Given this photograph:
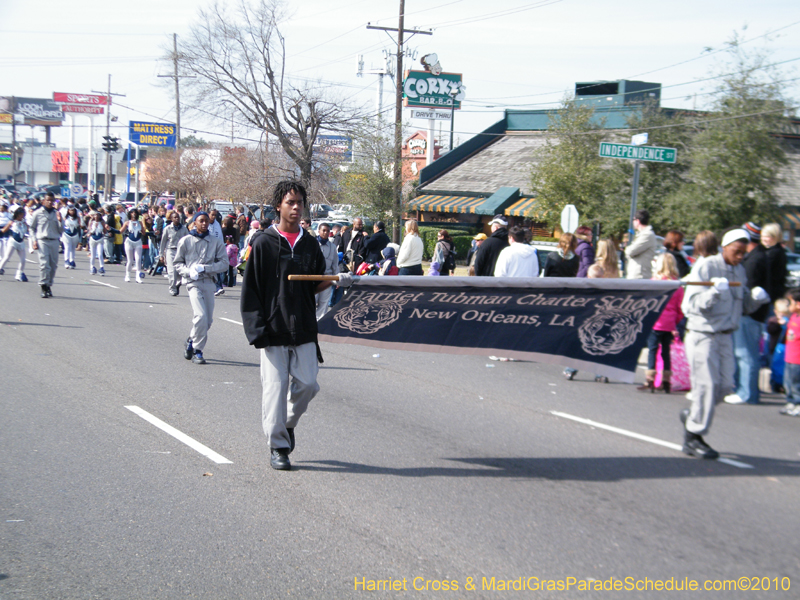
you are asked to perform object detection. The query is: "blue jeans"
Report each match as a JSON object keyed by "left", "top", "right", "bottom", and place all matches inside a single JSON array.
[
  {"left": 398, "top": 264, "right": 423, "bottom": 276},
  {"left": 784, "top": 362, "right": 800, "bottom": 402},
  {"left": 733, "top": 315, "right": 763, "bottom": 403},
  {"left": 646, "top": 330, "right": 673, "bottom": 371}
]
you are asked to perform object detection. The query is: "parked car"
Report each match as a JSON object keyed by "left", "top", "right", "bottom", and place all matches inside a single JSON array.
[{"left": 786, "top": 252, "right": 800, "bottom": 288}]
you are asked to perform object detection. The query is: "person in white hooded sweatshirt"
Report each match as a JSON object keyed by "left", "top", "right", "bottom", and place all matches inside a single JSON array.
[{"left": 494, "top": 226, "right": 540, "bottom": 277}]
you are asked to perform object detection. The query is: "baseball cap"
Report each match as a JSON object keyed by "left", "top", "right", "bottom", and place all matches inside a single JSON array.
[
  {"left": 488, "top": 215, "right": 508, "bottom": 227},
  {"left": 473, "top": 233, "right": 487, "bottom": 241}
]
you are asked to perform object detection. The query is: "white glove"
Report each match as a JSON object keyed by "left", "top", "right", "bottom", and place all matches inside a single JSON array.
[
  {"left": 751, "top": 286, "right": 770, "bottom": 302},
  {"left": 337, "top": 272, "right": 355, "bottom": 288},
  {"left": 711, "top": 277, "right": 729, "bottom": 291},
  {"left": 195, "top": 264, "right": 205, "bottom": 273},
  {"left": 189, "top": 266, "right": 200, "bottom": 281}
]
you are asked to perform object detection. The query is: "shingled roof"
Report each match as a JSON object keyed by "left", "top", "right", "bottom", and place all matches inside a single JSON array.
[{"left": 421, "top": 132, "right": 550, "bottom": 195}]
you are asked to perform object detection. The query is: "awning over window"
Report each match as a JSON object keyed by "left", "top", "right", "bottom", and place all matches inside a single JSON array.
[
  {"left": 408, "top": 195, "right": 486, "bottom": 214},
  {"left": 504, "top": 196, "right": 540, "bottom": 218},
  {"left": 783, "top": 209, "right": 800, "bottom": 228}
]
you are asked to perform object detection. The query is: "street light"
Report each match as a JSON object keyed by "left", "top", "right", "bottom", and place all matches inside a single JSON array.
[{"left": 449, "top": 86, "right": 459, "bottom": 151}]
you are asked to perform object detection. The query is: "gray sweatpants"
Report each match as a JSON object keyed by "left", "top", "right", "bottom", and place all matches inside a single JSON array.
[
  {"left": 166, "top": 248, "right": 180, "bottom": 294},
  {"left": 37, "top": 239, "right": 59, "bottom": 287},
  {"left": 187, "top": 278, "right": 216, "bottom": 352},
  {"left": 685, "top": 330, "right": 735, "bottom": 436},
  {"left": 260, "top": 343, "right": 320, "bottom": 450}
]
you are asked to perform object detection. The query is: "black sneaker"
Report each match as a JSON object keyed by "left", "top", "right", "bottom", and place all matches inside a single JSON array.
[
  {"left": 184, "top": 338, "right": 194, "bottom": 360},
  {"left": 46, "top": 286, "right": 52, "bottom": 297},
  {"left": 287, "top": 428, "right": 295, "bottom": 454},
  {"left": 682, "top": 431, "right": 719, "bottom": 460},
  {"left": 191, "top": 350, "right": 206, "bottom": 365},
  {"left": 270, "top": 448, "right": 291, "bottom": 471},
  {"left": 40, "top": 284, "right": 48, "bottom": 298}
]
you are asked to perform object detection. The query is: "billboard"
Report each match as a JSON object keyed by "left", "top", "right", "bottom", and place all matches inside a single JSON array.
[
  {"left": 53, "top": 92, "right": 108, "bottom": 106},
  {"left": 62, "top": 105, "right": 104, "bottom": 115},
  {"left": 403, "top": 71, "right": 464, "bottom": 109},
  {"left": 14, "top": 97, "right": 64, "bottom": 126},
  {"left": 129, "top": 121, "right": 177, "bottom": 147},
  {"left": 315, "top": 135, "right": 352, "bottom": 161}
]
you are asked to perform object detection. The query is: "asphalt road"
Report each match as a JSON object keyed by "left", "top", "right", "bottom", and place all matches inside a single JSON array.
[{"left": 1, "top": 254, "right": 799, "bottom": 599}]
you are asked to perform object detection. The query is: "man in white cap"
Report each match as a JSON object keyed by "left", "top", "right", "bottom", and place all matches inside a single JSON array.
[
  {"left": 680, "top": 228, "right": 770, "bottom": 459},
  {"left": 473, "top": 215, "right": 509, "bottom": 276}
]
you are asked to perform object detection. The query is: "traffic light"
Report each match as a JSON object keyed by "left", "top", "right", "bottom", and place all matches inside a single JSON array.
[
  {"left": 102, "top": 135, "right": 113, "bottom": 152},
  {"left": 111, "top": 138, "right": 120, "bottom": 152}
]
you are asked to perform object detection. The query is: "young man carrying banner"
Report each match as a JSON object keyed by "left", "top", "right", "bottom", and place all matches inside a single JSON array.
[
  {"left": 680, "top": 229, "right": 770, "bottom": 459},
  {"left": 240, "top": 181, "right": 353, "bottom": 471}
]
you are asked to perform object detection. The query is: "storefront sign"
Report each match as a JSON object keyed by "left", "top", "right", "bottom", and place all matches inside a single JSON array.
[
  {"left": 15, "top": 97, "right": 63, "bottom": 126},
  {"left": 0, "top": 113, "right": 12, "bottom": 124},
  {"left": 129, "top": 121, "right": 177, "bottom": 147},
  {"left": 403, "top": 70, "right": 464, "bottom": 109},
  {"left": 53, "top": 92, "right": 108, "bottom": 106},
  {"left": 61, "top": 105, "right": 104, "bottom": 115},
  {"left": 0, "top": 150, "right": 11, "bottom": 161},
  {"left": 51, "top": 151, "right": 81, "bottom": 173},
  {"left": 407, "top": 138, "right": 427, "bottom": 155},
  {"left": 409, "top": 108, "right": 451, "bottom": 120}
]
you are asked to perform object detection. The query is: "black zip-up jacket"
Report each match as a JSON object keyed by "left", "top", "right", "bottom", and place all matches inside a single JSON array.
[
  {"left": 240, "top": 226, "right": 325, "bottom": 348},
  {"left": 473, "top": 227, "right": 509, "bottom": 276}
]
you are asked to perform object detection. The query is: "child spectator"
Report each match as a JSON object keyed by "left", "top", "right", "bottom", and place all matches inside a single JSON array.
[
  {"left": 767, "top": 298, "right": 791, "bottom": 394},
  {"left": 378, "top": 246, "right": 399, "bottom": 276},
  {"left": 225, "top": 235, "right": 239, "bottom": 287},
  {"left": 780, "top": 288, "right": 800, "bottom": 417},
  {"left": 638, "top": 253, "right": 684, "bottom": 393},
  {"left": 427, "top": 261, "right": 441, "bottom": 276}
]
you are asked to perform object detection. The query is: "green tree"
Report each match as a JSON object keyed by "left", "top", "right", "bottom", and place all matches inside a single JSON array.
[
  {"left": 529, "top": 97, "right": 619, "bottom": 229},
  {"left": 665, "top": 32, "right": 790, "bottom": 234}
]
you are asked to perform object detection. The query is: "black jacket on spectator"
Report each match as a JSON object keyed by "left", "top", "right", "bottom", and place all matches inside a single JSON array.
[
  {"left": 363, "top": 229, "right": 390, "bottom": 263},
  {"left": 543, "top": 251, "right": 579, "bottom": 277},
  {"left": 667, "top": 249, "right": 691, "bottom": 279},
  {"left": 743, "top": 244, "right": 770, "bottom": 323},
  {"left": 766, "top": 243, "right": 787, "bottom": 303},
  {"left": 473, "top": 228, "right": 509, "bottom": 276}
]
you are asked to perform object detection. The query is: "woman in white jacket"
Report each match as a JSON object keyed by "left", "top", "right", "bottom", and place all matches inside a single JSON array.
[{"left": 397, "top": 219, "right": 424, "bottom": 275}]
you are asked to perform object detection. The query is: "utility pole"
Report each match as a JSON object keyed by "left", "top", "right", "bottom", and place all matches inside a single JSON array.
[
  {"left": 92, "top": 75, "right": 125, "bottom": 200},
  {"left": 366, "top": 4, "right": 431, "bottom": 243},
  {"left": 158, "top": 33, "right": 195, "bottom": 150}
]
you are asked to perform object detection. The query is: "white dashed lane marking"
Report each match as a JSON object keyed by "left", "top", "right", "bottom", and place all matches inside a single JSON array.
[
  {"left": 550, "top": 411, "right": 754, "bottom": 469},
  {"left": 125, "top": 405, "right": 232, "bottom": 464}
]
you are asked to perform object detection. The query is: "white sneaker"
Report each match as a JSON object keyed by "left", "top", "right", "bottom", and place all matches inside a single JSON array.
[
  {"left": 124, "top": 274, "right": 130, "bottom": 282},
  {"left": 724, "top": 394, "right": 747, "bottom": 405},
  {"left": 136, "top": 276, "right": 143, "bottom": 284}
]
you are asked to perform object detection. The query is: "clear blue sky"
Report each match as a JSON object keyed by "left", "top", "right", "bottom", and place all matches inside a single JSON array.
[{"left": 1, "top": 0, "right": 798, "bottom": 148}]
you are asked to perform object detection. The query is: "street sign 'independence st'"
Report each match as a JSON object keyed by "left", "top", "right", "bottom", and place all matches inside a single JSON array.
[{"left": 599, "top": 142, "right": 677, "bottom": 164}]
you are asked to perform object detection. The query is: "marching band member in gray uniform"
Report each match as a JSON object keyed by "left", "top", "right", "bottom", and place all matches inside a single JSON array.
[
  {"left": 30, "top": 192, "right": 63, "bottom": 298},
  {"left": 161, "top": 210, "right": 189, "bottom": 296},
  {"left": 680, "top": 228, "right": 770, "bottom": 459},
  {"left": 173, "top": 212, "right": 228, "bottom": 365}
]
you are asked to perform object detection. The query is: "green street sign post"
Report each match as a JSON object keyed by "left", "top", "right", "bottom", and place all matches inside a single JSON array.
[
  {"left": 598, "top": 142, "right": 677, "bottom": 164},
  {"left": 599, "top": 141, "right": 678, "bottom": 276}
]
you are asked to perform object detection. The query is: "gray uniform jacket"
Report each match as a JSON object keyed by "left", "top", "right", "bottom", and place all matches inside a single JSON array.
[
  {"left": 31, "top": 207, "right": 63, "bottom": 240},
  {"left": 318, "top": 238, "right": 338, "bottom": 275},
  {"left": 625, "top": 225, "right": 658, "bottom": 279},
  {"left": 173, "top": 232, "right": 228, "bottom": 285},
  {"left": 681, "top": 253, "right": 767, "bottom": 334},
  {"left": 160, "top": 224, "right": 189, "bottom": 258}
]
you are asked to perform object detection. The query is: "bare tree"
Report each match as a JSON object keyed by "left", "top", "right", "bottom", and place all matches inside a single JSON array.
[{"left": 176, "top": 0, "right": 365, "bottom": 194}]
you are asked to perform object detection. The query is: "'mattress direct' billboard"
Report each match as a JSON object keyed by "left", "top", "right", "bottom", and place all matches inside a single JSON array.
[
  {"left": 403, "top": 71, "right": 464, "bottom": 109},
  {"left": 129, "top": 121, "right": 177, "bottom": 147}
]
